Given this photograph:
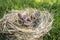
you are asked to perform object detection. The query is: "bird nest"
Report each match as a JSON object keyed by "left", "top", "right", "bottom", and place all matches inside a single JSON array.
[{"left": 0, "top": 8, "right": 53, "bottom": 40}]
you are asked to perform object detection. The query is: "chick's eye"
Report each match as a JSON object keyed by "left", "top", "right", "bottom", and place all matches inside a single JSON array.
[
  {"left": 33, "top": 17, "right": 35, "bottom": 19},
  {"left": 31, "top": 16, "right": 35, "bottom": 20}
]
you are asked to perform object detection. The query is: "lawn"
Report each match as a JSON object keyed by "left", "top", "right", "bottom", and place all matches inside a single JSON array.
[{"left": 0, "top": 0, "right": 60, "bottom": 40}]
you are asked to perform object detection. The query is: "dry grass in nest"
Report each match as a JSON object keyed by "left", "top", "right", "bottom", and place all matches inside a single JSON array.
[{"left": 0, "top": 8, "right": 53, "bottom": 40}]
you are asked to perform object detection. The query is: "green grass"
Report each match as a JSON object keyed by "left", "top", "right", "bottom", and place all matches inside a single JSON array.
[{"left": 0, "top": 0, "right": 60, "bottom": 40}]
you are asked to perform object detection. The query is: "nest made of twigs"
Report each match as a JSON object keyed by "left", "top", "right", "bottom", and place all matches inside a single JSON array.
[{"left": 0, "top": 8, "right": 53, "bottom": 40}]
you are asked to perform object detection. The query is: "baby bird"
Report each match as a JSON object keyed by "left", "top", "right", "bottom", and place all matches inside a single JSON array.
[{"left": 18, "top": 9, "right": 36, "bottom": 26}]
